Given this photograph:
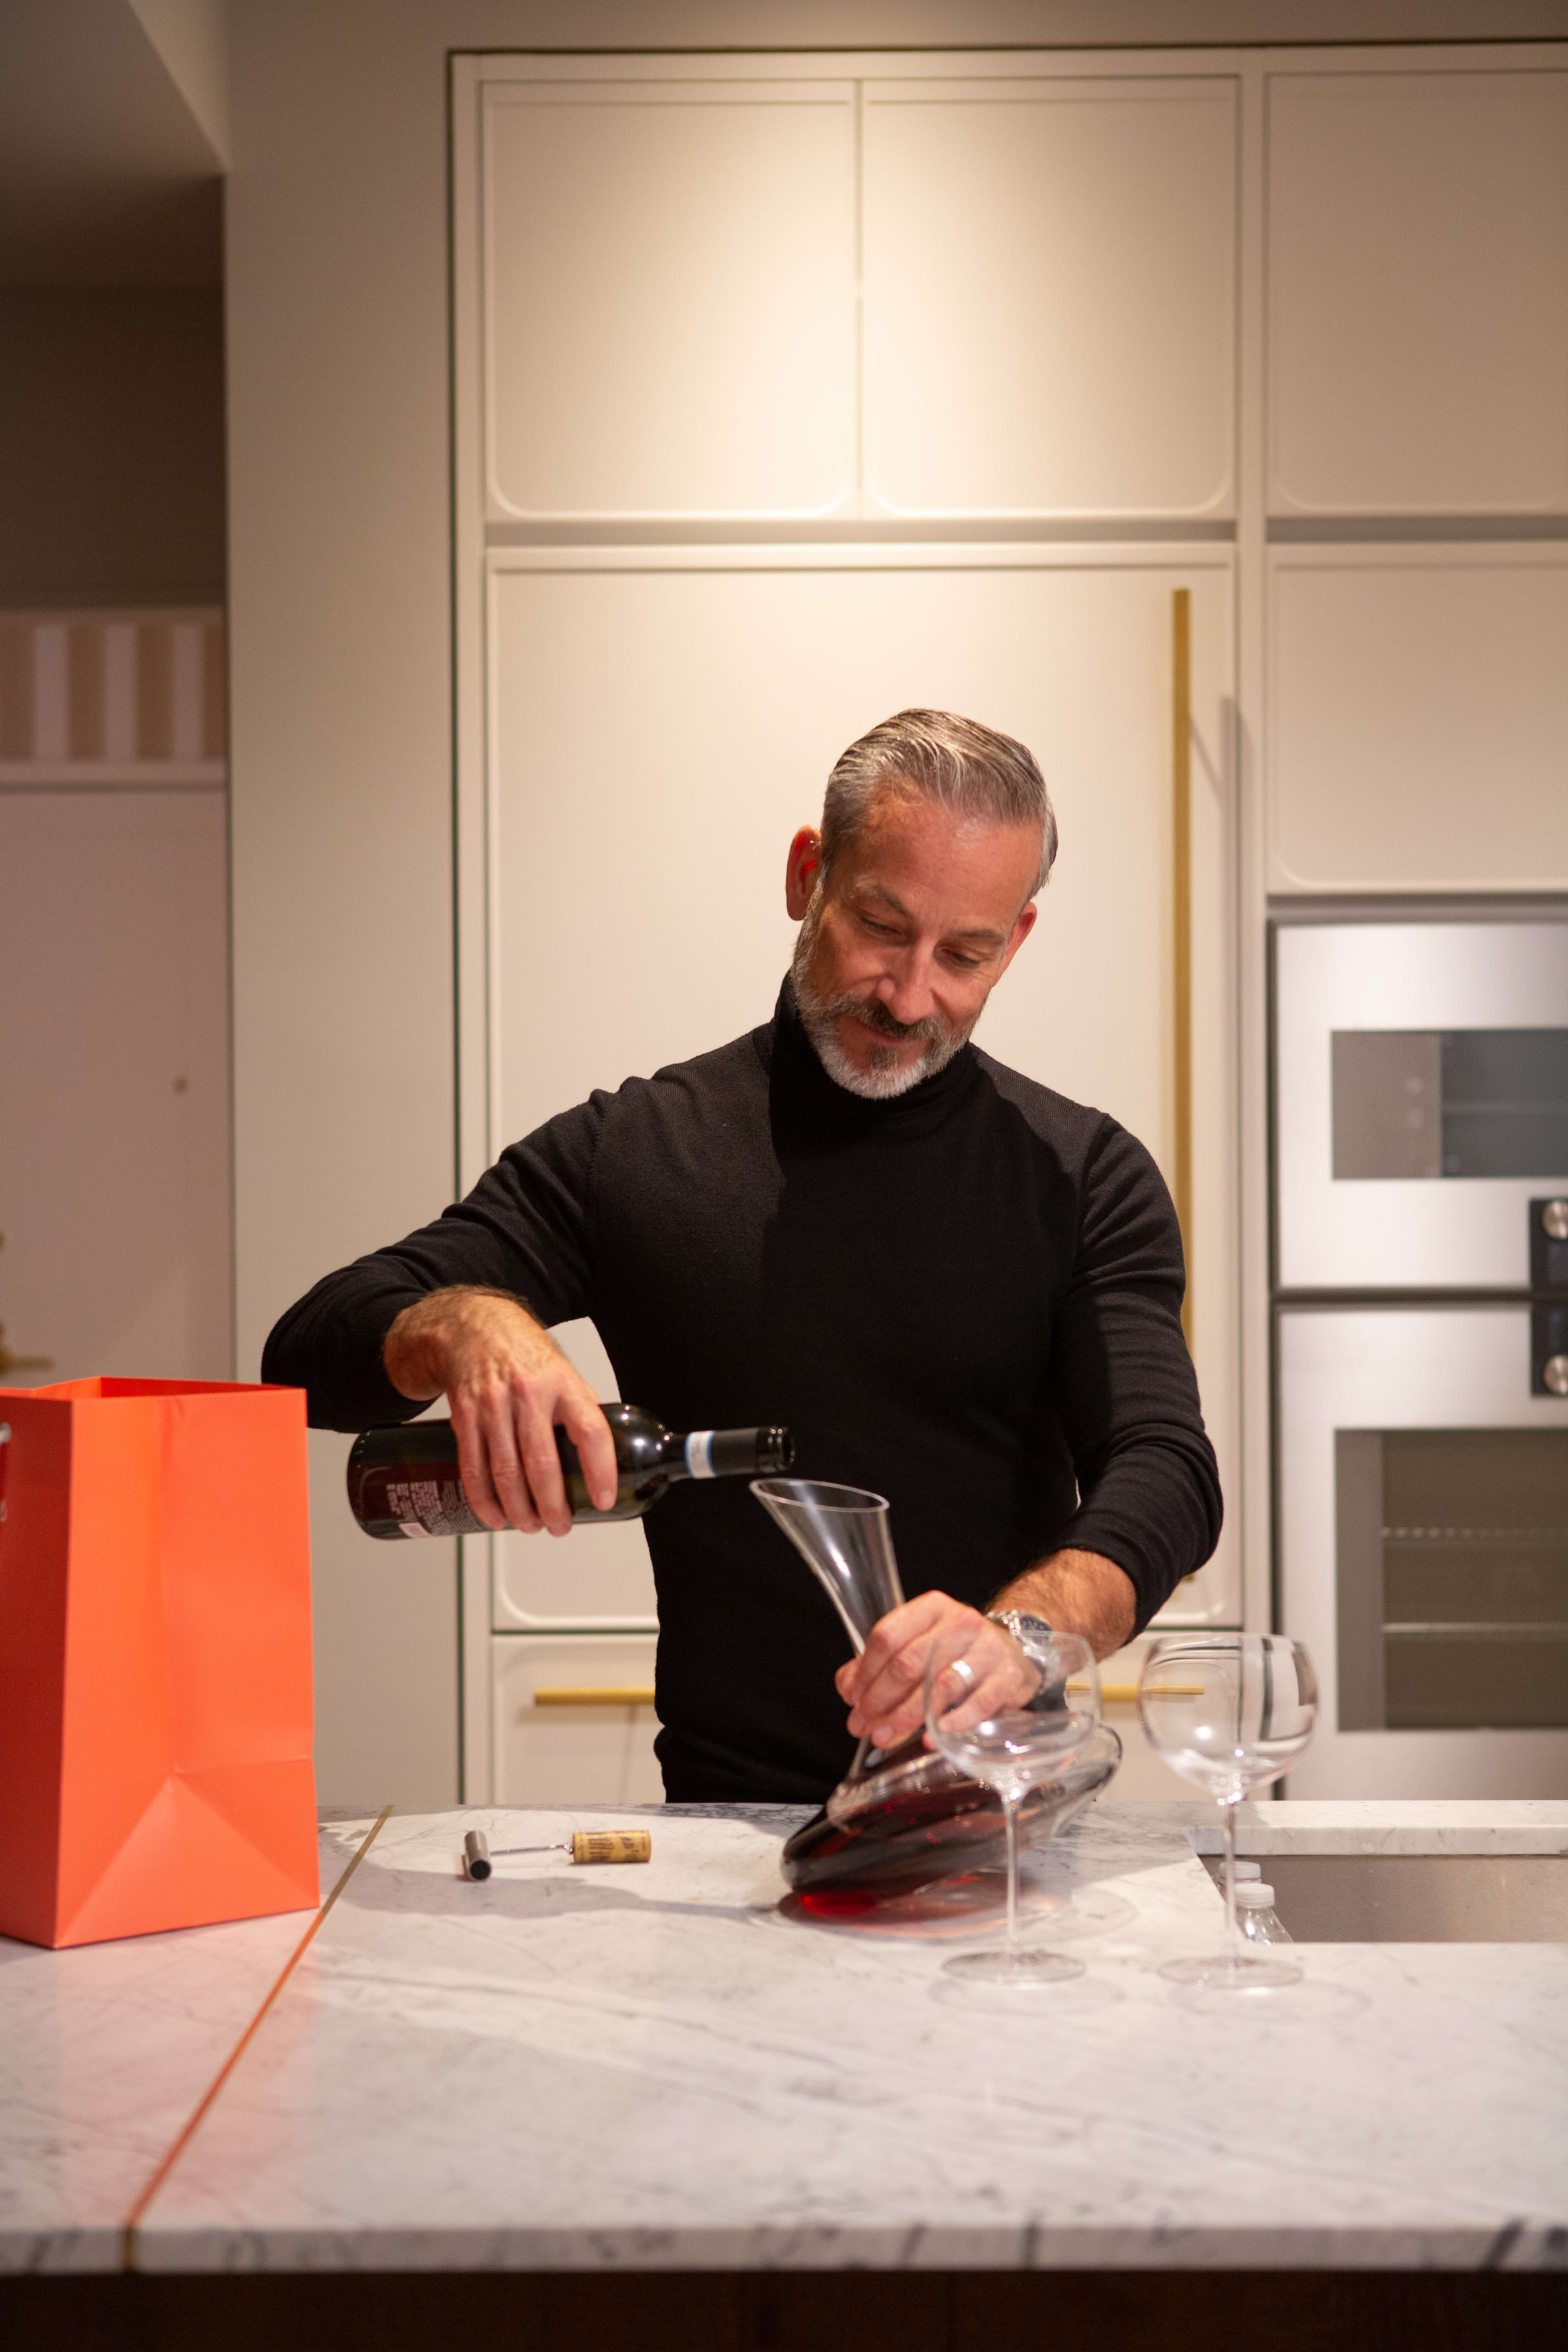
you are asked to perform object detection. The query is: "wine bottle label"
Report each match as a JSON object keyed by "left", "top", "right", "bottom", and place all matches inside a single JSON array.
[
  {"left": 382, "top": 1475, "right": 485, "bottom": 1538},
  {"left": 684, "top": 1431, "right": 717, "bottom": 1479}
]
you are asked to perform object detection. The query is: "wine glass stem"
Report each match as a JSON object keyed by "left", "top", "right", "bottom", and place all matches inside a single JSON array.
[
  {"left": 1003, "top": 1793, "right": 1021, "bottom": 1957},
  {"left": 1221, "top": 1794, "right": 1239, "bottom": 1970}
]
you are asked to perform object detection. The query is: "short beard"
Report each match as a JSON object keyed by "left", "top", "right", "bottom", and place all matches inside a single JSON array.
[{"left": 789, "top": 890, "right": 979, "bottom": 1101}]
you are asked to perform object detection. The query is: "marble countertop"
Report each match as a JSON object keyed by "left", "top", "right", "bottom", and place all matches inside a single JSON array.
[
  {"left": 3, "top": 1799, "right": 1565, "bottom": 2277},
  {"left": 1181, "top": 1799, "right": 1568, "bottom": 1856}
]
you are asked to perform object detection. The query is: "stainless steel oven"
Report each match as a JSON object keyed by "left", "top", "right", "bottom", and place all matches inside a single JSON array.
[
  {"left": 1275, "top": 919, "right": 1568, "bottom": 1292},
  {"left": 1279, "top": 1307, "right": 1568, "bottom": 1796},
  {"left": 1273, "top": 916, "right": 1568, "bottom": 1797}
]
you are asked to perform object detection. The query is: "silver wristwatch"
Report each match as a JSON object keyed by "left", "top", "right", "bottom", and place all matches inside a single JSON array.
[{"left": 987, "top": 1609, "right": 1054, "bottom": 1648}]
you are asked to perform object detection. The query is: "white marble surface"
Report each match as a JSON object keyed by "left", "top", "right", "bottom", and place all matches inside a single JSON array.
[
  {"left": 1181, "top": 1799, "right": 1568, "bottom": 1857},
  {"left": 3, "top": 1800, "right": 1556, "bottom": 2276},
  {"left": 3, "top": 1803, "right": 1565, "bottom": 2276},
  {"left": 0, "top": 1901, "right": 316, "bottom": 2272}
]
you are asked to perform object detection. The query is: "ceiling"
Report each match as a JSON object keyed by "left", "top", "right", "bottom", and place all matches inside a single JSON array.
[{"left": 0, "top": 0, "right": 223, "bottom": 286}]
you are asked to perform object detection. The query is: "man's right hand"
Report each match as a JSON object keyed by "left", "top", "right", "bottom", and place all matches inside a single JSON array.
[{"left": 382, "top": 1287, "right": 619, "bottom": 1537}]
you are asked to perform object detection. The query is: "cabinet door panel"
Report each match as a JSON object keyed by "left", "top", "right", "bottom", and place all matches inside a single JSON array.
[
  {"left": 862, "top": 78, "right": 1236, "bottom": 518},
  {"left": 1267, "top": 547, "right": 1568, "bottom": 892},
  {"left": 486, "top": 549, "right": 1239, "bottom": 1626},
  {"left": 1267, "top": 71, "right": 1568, "bottom": 515},
  {"left": 482, "top": 81, "right": 856, "bottom": 521},
  {"left": 0, "top": 789, "right": 231, "bottom": 1382},
  {"left": 493, "top": 1635, "right": 662, "bottom": 1805}
]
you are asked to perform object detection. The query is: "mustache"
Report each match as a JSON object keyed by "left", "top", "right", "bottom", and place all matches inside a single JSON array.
[{"left": 821, "top": 991, "right": 951, "bottom": 1047}]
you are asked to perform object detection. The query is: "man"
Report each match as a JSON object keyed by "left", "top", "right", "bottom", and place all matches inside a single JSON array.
[{"left": 265, "top": 710, "right": 1220, "bottom": 1800}]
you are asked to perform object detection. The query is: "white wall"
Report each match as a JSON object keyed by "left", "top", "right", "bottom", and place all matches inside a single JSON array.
[{"left": 224, "top": 0, "right": 1568, "bottom": 1809}]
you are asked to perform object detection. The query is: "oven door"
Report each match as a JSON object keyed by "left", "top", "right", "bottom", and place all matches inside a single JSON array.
[
  {"left": 1275, "top": 921, "right": 1568, "bottom": 1291},
  {"left": 1279, "top": 1305, "right": 1568, "bottom": 1798}
]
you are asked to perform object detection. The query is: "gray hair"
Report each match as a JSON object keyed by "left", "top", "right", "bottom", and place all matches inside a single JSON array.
[{"left": 820, "top": 708, "right": 1058, "bottom": 897}]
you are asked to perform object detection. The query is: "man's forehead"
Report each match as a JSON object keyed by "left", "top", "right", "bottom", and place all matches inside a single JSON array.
[
  {"left": 840, "top": 794, "right": 1038, "bottom": 900},
  {"left": 856, "top": 784, "right": 1035, "bottom": 853}
]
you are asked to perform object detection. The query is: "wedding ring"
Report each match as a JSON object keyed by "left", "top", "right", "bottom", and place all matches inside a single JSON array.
[{"left": 950, "top": 1656, "right": 977, "bottom": 1689}]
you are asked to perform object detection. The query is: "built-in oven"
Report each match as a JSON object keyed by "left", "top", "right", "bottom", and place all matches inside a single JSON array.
[
  {"left": 1278, "top": 1305, "right": 1568, "bottom": 1797},
  {"left": 1274, "top": 919, "right": 1568, "bottom": 1292},
  {"left": 1273, "top": 914, "right": 1568, "bottom": 1797}
]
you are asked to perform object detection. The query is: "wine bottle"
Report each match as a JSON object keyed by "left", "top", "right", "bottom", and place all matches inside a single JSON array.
[{"left": 346, "top": 1404, "right": 793, "bottom": 1539}]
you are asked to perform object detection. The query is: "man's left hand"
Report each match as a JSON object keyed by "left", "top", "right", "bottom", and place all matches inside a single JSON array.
[
  {"left": 834, "top": 1590, "right": 1032, "bottom": 1752},
  {"left": 836, "top": 1548, "right": 1138, "bottom": 1750}
]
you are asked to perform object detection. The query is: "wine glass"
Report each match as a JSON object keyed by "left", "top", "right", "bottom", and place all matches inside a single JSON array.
[
  {"left": 1137, "top": 1634, "right": 1318, "bottom": 1991},
  {"left": 924, "top": 1614, "right": 1101, "bottom": 1986}
]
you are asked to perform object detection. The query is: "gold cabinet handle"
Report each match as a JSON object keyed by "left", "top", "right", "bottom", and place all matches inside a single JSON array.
[
  {"left": 1171, "top": 587, "right": 1194, "bottom": 1351},
  {"left": 1070, "top": 1680, "right": 1203, "bottom": 1705},
  {"left": 532, "top": 1686, "right": 656, "bottom": 1708}
]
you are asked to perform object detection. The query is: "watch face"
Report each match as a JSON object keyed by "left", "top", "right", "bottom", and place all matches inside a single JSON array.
[{"left": 992, "top": 1609, "right": 1053, "bottom": 1644}]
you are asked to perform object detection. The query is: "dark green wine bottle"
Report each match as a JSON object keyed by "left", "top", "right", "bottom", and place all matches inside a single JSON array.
[{"left": 347, "top": 1405, "right": 793, "bottom": 1539}]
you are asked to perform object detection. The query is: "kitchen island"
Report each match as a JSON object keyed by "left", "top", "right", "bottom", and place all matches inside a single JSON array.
[{"left": 3, "top": 1799, "right": 1565, "bottom": 2347}]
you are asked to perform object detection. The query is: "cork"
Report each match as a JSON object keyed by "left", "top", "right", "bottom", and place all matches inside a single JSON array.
[{"left": 570, "top": 1830, "right": 651, "bottom": 1865}]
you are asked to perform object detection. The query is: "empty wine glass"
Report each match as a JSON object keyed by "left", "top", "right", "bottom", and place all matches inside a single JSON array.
[
  {"left": 1137, "top": 1634, "right": 1318, "bottom": 1991},
  {"left": 924, "top": 1615, "right": 1100, "bottom": 1986}
]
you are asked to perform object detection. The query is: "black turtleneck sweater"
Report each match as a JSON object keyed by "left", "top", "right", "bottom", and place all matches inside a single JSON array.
[{"left": 263, "top": 985, "right": 1220, "bottom": 1803}]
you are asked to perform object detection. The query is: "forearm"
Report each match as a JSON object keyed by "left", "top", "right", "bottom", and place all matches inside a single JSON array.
[
  {"left": 384, "top": 1284, "right": 544, "bottom": 1401},
  {"left": 261, "top": 1262, "right": 433, "bottom": 1431},
  {"left": 990, "top": 1548, "right": 1137, "bottom": 1661}
]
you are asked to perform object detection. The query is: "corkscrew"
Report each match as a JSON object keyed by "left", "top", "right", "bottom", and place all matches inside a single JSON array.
[{"left": 463, "top": 1828, "right": 651, "bottom": 1879}]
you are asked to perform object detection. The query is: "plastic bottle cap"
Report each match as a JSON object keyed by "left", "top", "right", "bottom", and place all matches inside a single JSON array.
[
  {"left": 1233, "top": 1860, "right": 1262, "bottom": 1880},
  {"left": 1234, "top": 1883, "right": 1275, "bottom": 1908}
]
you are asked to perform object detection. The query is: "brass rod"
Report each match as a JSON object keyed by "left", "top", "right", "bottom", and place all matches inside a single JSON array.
[
  {"left": 532, "top": 1686, "right": 656, "bottom": 1708},
  {"left": 1171, "top": 587, "right": 1194, "bottom": 1351},
  {"left": 1072, "top": 1680, "right": 1203, "bottom": 1705}
]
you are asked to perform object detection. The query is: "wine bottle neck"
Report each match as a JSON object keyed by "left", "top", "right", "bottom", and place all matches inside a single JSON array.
[{"left": 677, "top": 1427, "right": 793, "bottom": 1480}]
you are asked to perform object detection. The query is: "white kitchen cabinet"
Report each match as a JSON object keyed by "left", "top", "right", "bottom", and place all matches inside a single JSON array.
[
  {"left": 480, "top": 544, "right": 1241, "bottom": 1635},
  {"left": 0, "top": 787, "right": 231, "bottom": 1383},
  {"left": 861, "top": 76, "right": 1237, "bottom": 519},
  {"left": 1267, "top": 69, "right": 1568, "bottom": 516},
  {"left": 1267, "top": 544, "right": 1568, "bottom": 894},
  {"left": 491, "top": 1317, "right": 658, "bottom": 1633},
  {"left": 491, "top": 1635, "right": 662, "bottom": 1806},
  {"left": 478, "top": 78, "right": 857, "bottom": 521}
]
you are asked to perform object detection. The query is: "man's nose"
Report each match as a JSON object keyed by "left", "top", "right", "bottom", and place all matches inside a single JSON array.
[{"left": 873, "top": 951, "right": 937, "bottom": 1025}]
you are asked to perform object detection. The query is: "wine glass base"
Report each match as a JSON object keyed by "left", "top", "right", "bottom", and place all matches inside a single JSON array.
[
  {"left": 941, "top": 1948, "right": 1086, "bottom": 1986},
  {"left": 1158, "top": 1952, "right": 1303, "bottom": 1991}
]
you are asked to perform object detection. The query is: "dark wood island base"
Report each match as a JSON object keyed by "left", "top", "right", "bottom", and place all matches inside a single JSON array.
[{"left": 5, "top": 2268, "right": 1566, "bottom": 2352}]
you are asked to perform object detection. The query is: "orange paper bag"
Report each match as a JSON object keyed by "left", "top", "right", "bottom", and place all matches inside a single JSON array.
[{"left": 0, "top": 1377, "right": 319, "bottom": 1948}]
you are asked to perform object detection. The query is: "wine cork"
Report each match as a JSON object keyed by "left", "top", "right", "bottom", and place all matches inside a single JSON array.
[{"left": 570, "top": 1830, "right": 651, "bottom": 1865}]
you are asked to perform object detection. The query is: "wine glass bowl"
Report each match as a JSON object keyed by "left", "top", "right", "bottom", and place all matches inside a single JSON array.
[
  {"left": 924, "top": 1616, "right": 1101, "bottom": 1987},
  {"left": 1137, "top": 1634, "right": 1318, "bottom": 1990}
]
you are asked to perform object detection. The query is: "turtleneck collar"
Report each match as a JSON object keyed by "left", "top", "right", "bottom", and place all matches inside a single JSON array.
[{"left": 757, "top": 977, "right": 983, "bottom": 1144}]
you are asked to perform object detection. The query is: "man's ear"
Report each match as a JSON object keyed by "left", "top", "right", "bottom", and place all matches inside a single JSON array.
[
  {"left": 785, "top": 826, "right": 823, "bottom": 921},
  {"left": 996, "top": 900, "right": 1038, "bottom": 977}
]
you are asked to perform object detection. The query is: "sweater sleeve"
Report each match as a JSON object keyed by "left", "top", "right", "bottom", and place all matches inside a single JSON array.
[
  {"left": 1047, "top": 1115, "right": 1223, "bottom": 1631},
  {"left": 259, "top": 1096, "right": 606, "bottom": 1431}
]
